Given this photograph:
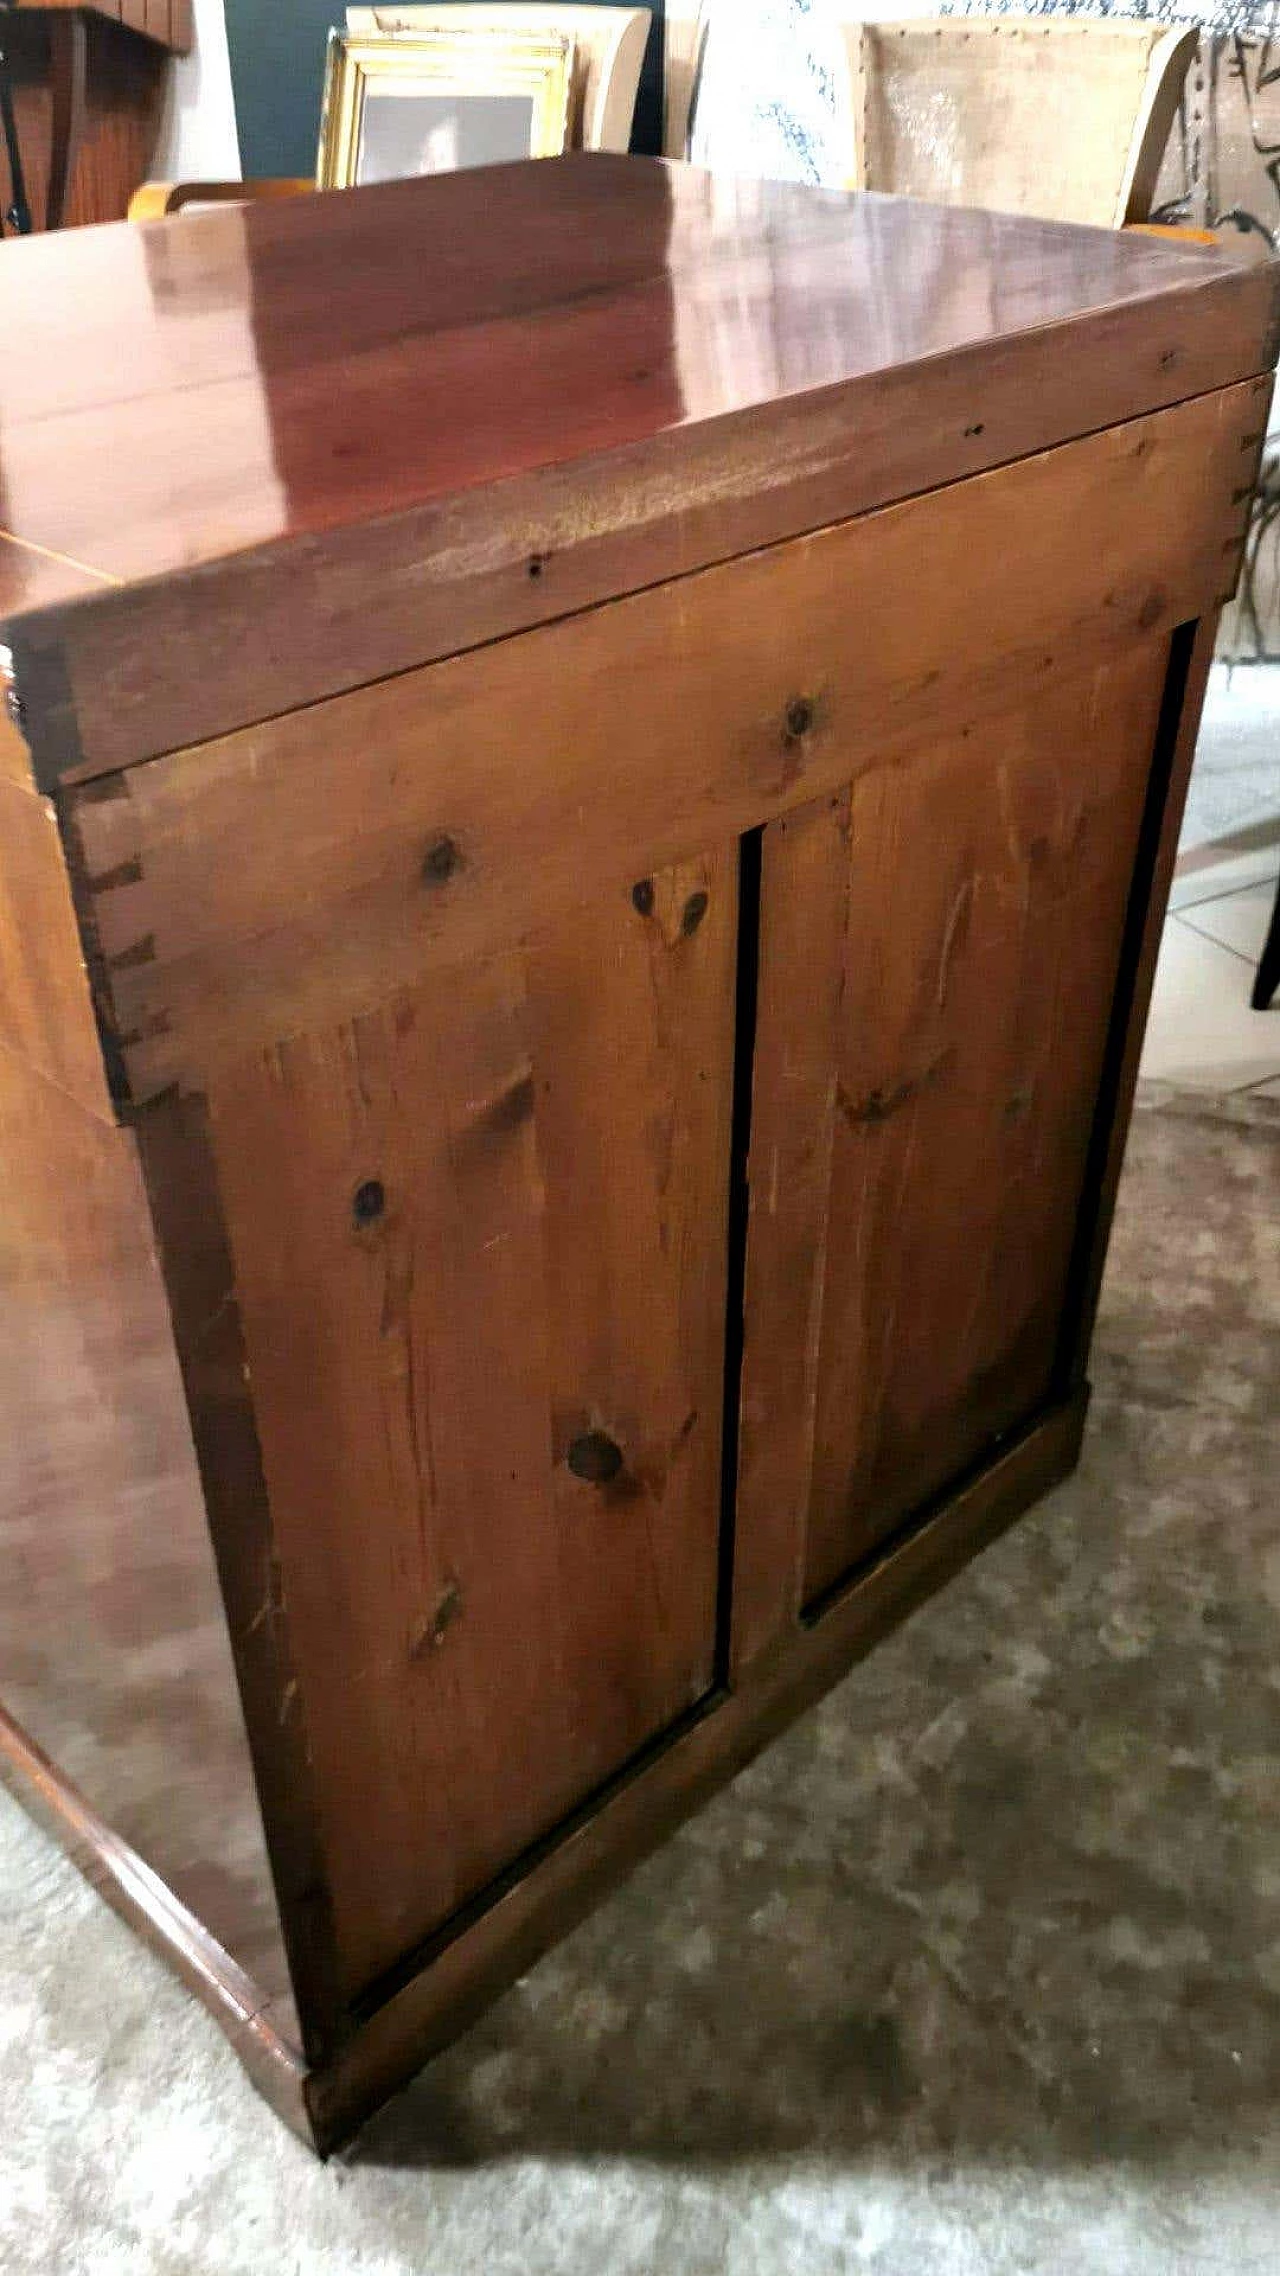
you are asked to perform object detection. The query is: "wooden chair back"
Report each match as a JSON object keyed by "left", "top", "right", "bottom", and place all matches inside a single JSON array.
[
  {"left": 668, "top": 9, "right": 1195, "bottom": 232},
  {"left": 846, "top": 17, "right": 1198, "bottom": 228}
]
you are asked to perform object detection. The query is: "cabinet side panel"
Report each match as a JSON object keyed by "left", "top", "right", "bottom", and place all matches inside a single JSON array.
[
  {"left": 0, "top": 779, "right": 112, "bottom": 1118},
  {"left": 204, "top": 849, "right": 736, "bottom": 2003},
  {"left": 0, "top": 1043, "right": 293, "bottom": 2021},
  {"left": 739, "top": 637, "right": 1170, "bottom": 1629}
]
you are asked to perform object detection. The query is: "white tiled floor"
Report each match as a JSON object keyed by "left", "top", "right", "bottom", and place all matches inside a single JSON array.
[{"left": 1141, "top": 844, "right": 1280, "bottom": 1093}]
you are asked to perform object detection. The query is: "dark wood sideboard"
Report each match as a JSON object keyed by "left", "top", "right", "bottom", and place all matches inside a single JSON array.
[
  {"left": 0, "top": 1, "right": 191, "bottom": 232},
  {"left": 0, "top": 157, "right": 1275, "bottom": 2152}
]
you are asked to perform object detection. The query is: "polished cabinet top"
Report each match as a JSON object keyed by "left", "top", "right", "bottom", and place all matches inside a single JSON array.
[
  {"left": 2, "top": 156, "right": 1273, "bottom": 589},
  {"left": 1, "top": 156, "right": 1274, "bottom": 777}
]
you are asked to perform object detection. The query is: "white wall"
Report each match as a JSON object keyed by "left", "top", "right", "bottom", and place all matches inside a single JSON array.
[{"left": 150, "top": 0, "right": 242, "bottom": 180}]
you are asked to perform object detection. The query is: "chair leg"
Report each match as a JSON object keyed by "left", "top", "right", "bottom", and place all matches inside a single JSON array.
[{"left": 1252, "top": 868, "right": 1280, "bottom": 1011}]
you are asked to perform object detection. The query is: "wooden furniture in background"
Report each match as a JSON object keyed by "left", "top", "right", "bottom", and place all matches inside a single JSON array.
[
  {"left": 0, "top": 0, "right": 191, "bottom": 230},
  {"left": 131, "top": 3, "right": 650, "bottom": 213},
  {"left": 0, "top": 157, "right": 1274, "bottom": 2153}
]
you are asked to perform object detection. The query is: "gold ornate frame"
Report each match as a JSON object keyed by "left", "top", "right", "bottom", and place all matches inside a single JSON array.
[{"left": 317, "top": 26, "right": 577, "bottom": 190}]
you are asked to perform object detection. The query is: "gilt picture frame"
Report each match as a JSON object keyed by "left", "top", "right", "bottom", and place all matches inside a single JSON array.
[{"left": 317, "top": 26, "right": 578, "bottom": 190}]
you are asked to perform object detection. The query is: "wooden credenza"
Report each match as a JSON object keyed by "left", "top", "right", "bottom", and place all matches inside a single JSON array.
[
  {"left": 0, "top": 2, "right": 192, "bottom": 231},
  {"left": 0, "top": 157, "right": 1274, "bottom": 2152}
]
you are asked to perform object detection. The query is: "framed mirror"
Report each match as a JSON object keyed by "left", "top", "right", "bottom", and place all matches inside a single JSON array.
[{"left": 318, "top": 26, "right": 578, "bottom": 189}]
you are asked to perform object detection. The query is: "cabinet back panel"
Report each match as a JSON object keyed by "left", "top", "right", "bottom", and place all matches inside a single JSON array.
[
  {"left": 737, "top": 637, "right": 1168, "bottom": 1633},
  {"left": 206, "top": 849, "right": 736, "bottom": 1999}
]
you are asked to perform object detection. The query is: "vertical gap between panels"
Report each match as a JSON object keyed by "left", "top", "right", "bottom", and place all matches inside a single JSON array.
[{"left": 714, "top": 824, "right": 765, "bottom": 1689}]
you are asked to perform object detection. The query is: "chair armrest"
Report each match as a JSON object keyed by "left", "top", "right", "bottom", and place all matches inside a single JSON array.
[
  {"left": 129, "top": 180, "right": 315, "bottom": 220},
  {"left": 1123, "top": 222, "right": 1219, "bottom": 246}
]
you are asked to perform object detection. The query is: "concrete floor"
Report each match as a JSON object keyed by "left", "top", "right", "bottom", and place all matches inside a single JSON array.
[{"left": 1, "top": 1084, "right": 1278, "bottom": 2274}]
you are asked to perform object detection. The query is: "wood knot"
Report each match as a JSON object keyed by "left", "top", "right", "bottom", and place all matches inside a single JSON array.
[
  {"left": 784, "top": 695, "right": 815, "bottom": 741},
  {"left": 421, "top": 834, "right": 461, "bottom": 885},
  {"left": 631, "top": 878, "right": 655, "bottom": 917},
  {"left": 352, "top": 1178, "right": 386, "bottom": 1226},
  {"left": 411, "top": 1580, "right": 463, "bottom": 1656},
  {"left": 681, "top": 889, "right": 709, "bottom": 937},
  {"left": 567, "top": 1430, "right": 624, "bottom": 1485}
]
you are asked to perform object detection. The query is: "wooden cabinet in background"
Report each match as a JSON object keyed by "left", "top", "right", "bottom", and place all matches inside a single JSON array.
[
  {"left": 0, "top": 156, "right": 1274, "bottom": 2151},
  {"left": 0, "top": 3, "right": 191, "bottom": 232}
]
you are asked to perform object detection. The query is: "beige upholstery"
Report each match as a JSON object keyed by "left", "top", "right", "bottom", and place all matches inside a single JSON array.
[
  {"left": 847, "top": 17, "right": 1198, "bottom": 228},
  {"left": 666, "top": 9, "right": 1196, "bottom": 232}
]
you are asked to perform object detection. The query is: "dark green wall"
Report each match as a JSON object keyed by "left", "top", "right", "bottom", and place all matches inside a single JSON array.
[{"left": 224, "top": 1, "right": 665, "bottom": 176}]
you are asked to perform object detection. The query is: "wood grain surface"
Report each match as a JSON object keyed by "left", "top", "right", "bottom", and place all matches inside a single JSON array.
[
  {"left": 0, "top": 8, "right": 174, "bottom": 238},
  {"left": 305, "top": 1393, "right": 1089, "bottom": 2152},
  {"left": 195, "top": 852, "right": 736, "bottom": 2000},
  {"left": 0, "top": 1703, "right": 306, "bottom": 2134},
  {"left": 133, "top": 1085, "right": 346, "bottom": 2054},
  {"left": 0, "top": 1045, "right": 295, "bottom": 2023},
  {"left": 0, "top": 151, "right": 1269, "bottom": 2141},
  {"left": 61, "top": 379, "right": 1262, "bottom": 1103},
  {"left": 739, "top": 639, "right": 1170, "bottom": 1624},
  {"left": 6, "top": 2, "right": 191, "bottom": 51},
  {"left": 1057, "top": 616, "right": 1221, "bottom": 1384},
  {"left": 0, "top": 158, "right": 1273, "bottom": 774},
  {"left": 0, "top": 778, "right": 112, "bottom": 1116}
]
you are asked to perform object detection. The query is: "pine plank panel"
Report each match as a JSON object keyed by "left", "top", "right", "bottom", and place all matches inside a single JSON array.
[
  {"left": 64, "top": 381, "right": 1258, "bottom": 1105},
  {"left": 731, "top": 791, "right": 850, "bottom": 1673},
  {"left": 737, "top": 639, "right": 1169, "bottom": 1622},
  {"left": 522, "top": 852, "right": 734, "bottom": 1777},
  {"left": 201, "top": 850, "right": 735, "bottom": 1999}
]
